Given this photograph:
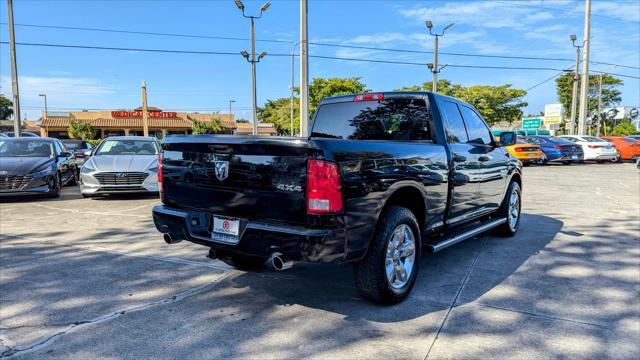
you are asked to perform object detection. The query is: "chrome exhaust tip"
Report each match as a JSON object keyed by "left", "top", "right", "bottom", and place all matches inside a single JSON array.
[
  {"left": 163, "top": 233, "right": 181, "bottom": 244},
  {"left": 271, "top": 252, "right": 295, "bottom": 271}
]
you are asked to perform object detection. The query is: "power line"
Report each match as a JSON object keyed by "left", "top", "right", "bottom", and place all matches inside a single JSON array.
[
  {"left": 2, "top": 22, "right": 638, "bottom": 70},
  {"left": 1, "top": 41, "right": 638, "bottom": 79}
]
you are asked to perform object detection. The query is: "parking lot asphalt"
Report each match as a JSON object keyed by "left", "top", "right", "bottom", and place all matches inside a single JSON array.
[{"left": 1, "top": 162, "right": 639, "bottom": 359}]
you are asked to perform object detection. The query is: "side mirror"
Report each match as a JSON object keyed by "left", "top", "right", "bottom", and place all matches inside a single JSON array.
[
  {"left": 83, "top": 150, "right": 93, "bottom": 157},
  {"left": 499, "top": 131, "right": 516, "bottom": 147},
  {"left": 59, "top": 151, "right": 73, "bottom": 158}
]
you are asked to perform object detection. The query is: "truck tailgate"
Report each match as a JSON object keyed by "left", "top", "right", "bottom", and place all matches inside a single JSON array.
[{"left": 161, "top": 135, "right": 314, "bottom": 225}]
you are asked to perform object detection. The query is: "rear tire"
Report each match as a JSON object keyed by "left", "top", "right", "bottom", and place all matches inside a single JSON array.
[
  {"left": 493, "top": 181, "right": 521, "bottom": 237},
  {"left": 610, "top": 152, "right": 621, "bottom": 163},
  {"left": 353, "top": 206, "right": 420, "bottom": 305},
  {"left": 562, "top": 160, "right": 571, "bottom": 165},
  {"left": 217, "top": 252, "right": 267, "bottom": 270},
  {"left": 537, "top": 154, "right": 548, "bottom": 165}
]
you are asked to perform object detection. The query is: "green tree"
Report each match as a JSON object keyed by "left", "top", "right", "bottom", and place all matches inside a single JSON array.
[
  {"left": 191, "top": 118, "right": 224, "bottom": 134},
  {"left": 398, "top": 80, "right": 527, "bottom": 125},
  {"left": 259, "top": 98, "right": 300, "bottom": 135},
  {"left": 308, "top": 77, "right": 368, "bottom": 117},
  {"left": 610, "top": 120, "right": 639, "bottom": 136},
  {"left": 555, "top": 73, "right": 622, "bottom": 117},
  {"left": 68, "top": 120, "right": 96, "bottom": 140},
  {"left": 0, "top": 95, "right": 13, "bottom": 120}
]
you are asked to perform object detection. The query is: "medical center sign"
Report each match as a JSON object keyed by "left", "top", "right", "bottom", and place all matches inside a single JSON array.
[{"left": 111, "top": 111, "right": 178, "bottom": 118}]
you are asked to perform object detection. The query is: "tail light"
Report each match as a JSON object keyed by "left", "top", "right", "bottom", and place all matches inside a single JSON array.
[
  {"left": 306, "top": 159, "right": 343, "bottom": 214},
  {"left": 554, "top": 145, "right": 562, "bottom": 150},
  {"left": 158, "top": 153, "right": 164, "bottom": 193},
  {"left": 588, "top": 145, "right": 601, "bottom": 148},
  {"left": 354, "top": 93, "right": 384, "bottom": 102},
  {"left": 514, "top": 147, "right": 525, "bottom": 152}
]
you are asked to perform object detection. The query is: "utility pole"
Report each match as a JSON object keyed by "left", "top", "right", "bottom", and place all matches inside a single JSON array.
[
  {"left": 38, "top": 93, "right": 47, "bottom": 122},
  {"left": 596, "top": 73, "right": 603, "bottom": 136},
  {"left": 7, "top": 0, "right": 21, "bottom": 137},
  {"left": 426, "top": 20, "right": 454, "bottom": 93},
  {"left": 236, "top": 0, "right": 270, "bottom": 136},
  {"left": 300, "top": 0, "right": 309, "bottom": 137},
  {"left": 577, "top": 0, "right": 591, "bottom": 135},
  {"left": 141, "top": 80, "right": 149, "bottom": 137},
  {"left": 290, "top": 41, "right": 298, "bottom": 136},
  {"left": 569, "top": 35, "right": 582, "bottom": 135}
]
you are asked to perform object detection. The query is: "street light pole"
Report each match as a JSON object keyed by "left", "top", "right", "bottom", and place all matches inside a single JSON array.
[
  {"left": 229, "top": 100, "right": 235, "bottom": 121},
  {"left": 426, "top": 21, "right": 453, "bottom": 93},
  {"left": 7, "top": 0, "right": 22, "bottom": 137},
  {"left": 577, "top": 0, "right": 591, "bottom": 135},
  {"left": 300, "top": 0, "right": 309, "bottom": 137},
  {"left": 236, "top": 0, "right": 270, "bottom": 136},
  {"left": 38, "top": 93, "right": 47, "bottom": 122},
  {"left": 569, "top": 34, "right": 582, "bottom": 136}
]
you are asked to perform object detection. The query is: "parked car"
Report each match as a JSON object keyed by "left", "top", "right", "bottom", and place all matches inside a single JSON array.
[
  {"left": 523, "top": 135, "right": 583, "bottom": 165},
  {"left": 558, "top": 135, "right": 617, "bottom": 162},
  {"left": 80, "top": 136, "right": 160, "bottom": 198},
  {"left": 600, "top": 136, "right": 640, "bottom": 162},
  {"left": 2, "top": 131, "right": 40, "bottom": 137},
  {"left": 0, "top": 133, "right": 8, "bottom": 138},
  {"left": 61, "top": 139, "right": 94, "bottom": 166},
  {"left": 0, "top": 137, "right": 79, "bottom": 198},
  {"left": 627, "top": 135, "right": 640, "bottom": 141},
  {"left": 152, "top": 91, "right": 522, "bottom": 304},
  {"left": 505, "top": 139, "right": 543, "bottom": 166}
]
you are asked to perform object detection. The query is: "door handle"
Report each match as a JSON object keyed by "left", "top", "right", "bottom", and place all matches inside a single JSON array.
[
  {"left": 478, "top": 155, "right": 491, "bottom": 162},
  {"left": 453, "top": 154, "right": 467, "bottom": 162}
]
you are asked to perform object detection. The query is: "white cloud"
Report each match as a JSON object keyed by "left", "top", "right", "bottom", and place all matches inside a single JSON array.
[{"left": 591, "top": 2, "right": 640, "bottom": 23}]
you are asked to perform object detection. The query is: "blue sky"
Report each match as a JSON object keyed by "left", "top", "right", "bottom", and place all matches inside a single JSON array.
[{"left": 1, "top": 0, "right": 638, "bottom": 121}]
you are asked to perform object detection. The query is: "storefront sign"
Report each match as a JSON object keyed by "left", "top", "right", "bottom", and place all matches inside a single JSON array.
[{"left": 111, "top": 111, "right": 178, "bottom": 118}]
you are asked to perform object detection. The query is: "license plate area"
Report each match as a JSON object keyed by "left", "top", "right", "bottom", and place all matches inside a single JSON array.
[{"left": 207, "top": 214, "right": 245, "bottom": 245}]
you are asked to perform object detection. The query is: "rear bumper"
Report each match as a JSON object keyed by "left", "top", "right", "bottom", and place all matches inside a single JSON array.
[{"left": 152, "top": 205, "right": 347, "bottom": 263}]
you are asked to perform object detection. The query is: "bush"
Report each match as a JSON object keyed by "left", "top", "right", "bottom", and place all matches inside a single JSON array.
[
  {"left": 68, "top": 120, "right": 96, "bottom": 140},
  {"left": 191, "top": 118, "right": 224, "bottom": 135},
  {"left": 610, "top": 120, "right": 639, "bottom": 137}
]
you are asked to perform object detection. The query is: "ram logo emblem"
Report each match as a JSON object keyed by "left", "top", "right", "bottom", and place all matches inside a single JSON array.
[{"left": 214, "top": 161, "right": 229, "bottom": 181}]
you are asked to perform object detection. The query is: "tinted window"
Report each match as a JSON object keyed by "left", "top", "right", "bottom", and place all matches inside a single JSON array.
[
  {"left": 547, "top": 136, "right": 574, "bottom": 145},
  {"left": 311, "top": 98, "right": 433, "bottom": 141},
  {"left": 62, "top": 140, "right": 85, "bottom": 150},
  {"left": 563, "top": 137, "right": 579, "bottom": 142},
  {"left": 0, "top": 140, "right": 54, "bottom": 157},
  {"left": 582, "top": 136, "right": 606, "bottom": 142},
  {"left": 460, "top": 105, "right": 492, "bottom": 145},
  {"left": 440, "top": 101, "right": 468, "bottom": 143}
]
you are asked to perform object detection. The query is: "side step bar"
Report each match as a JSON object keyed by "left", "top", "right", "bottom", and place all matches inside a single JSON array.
[{"left": 426, "top": 218, "right": 507, "bottom": 253}]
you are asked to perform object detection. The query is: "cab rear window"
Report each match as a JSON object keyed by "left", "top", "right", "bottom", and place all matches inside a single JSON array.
[{"left": 311, "top": 98, "right": 433, "bottom": 142}]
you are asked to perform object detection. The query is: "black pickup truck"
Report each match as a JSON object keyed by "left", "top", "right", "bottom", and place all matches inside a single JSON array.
[{"left": 153, "top": 92, "right": 522, "bottom": 304}]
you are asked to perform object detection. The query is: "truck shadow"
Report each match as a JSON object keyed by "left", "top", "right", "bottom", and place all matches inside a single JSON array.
[{"left": 217, "top": 213, "right": 564, "bottom": 323}]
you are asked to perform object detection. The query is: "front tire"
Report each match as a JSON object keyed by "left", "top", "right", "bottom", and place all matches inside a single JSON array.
[
  {"left": 610, "top": 152, "right": 621, "bottom": 163},
  {"left": 493, "top": 181, "right": 521, "bottom": 237},
  {"left": 353, "top": 206, "right": 420, "bottom": 305},
  {"left": 47, "top": 173, "right": 61, "bottom": 198},
  {"left": 67, "top": 169, "right": 79, "bottom": 186}
]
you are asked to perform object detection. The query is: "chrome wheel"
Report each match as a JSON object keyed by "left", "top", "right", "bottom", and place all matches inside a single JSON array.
[
  {"left": 385, "top": 224, "right": 416, "bottom": 289},
  {"left": 508, "top": 188, "right": 520, "bottom": 231}
]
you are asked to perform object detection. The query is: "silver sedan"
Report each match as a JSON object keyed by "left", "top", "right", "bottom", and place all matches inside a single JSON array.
[{"left": 80, "top": 136, "right": 160, "bottom": 197}]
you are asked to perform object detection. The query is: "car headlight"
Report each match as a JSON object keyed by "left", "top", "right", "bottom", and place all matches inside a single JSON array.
[
  {"left": 81, "top": 161, "right": 96, "bottom": 173},
  {"left": 30, "top": 166, "right": 52, "bottom": 178}
]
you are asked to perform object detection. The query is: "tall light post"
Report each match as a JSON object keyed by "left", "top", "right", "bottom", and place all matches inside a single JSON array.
[
  {"left": 38, "top": 93, "right": 47, "bottom": 122},
  {"left": 300, "top": 0, "right": 309, "bottom": 137},
  {"left": 229, "top": 99, "right": 235, "bottom": 120},
  {"left": 426, "top": 20, "right": 454, "bottom": 93},
  {"left": 568, "top": 34, "right": 582, "bottom": 135},
  {"left": 235, "top": 0, "right": 271, "bottom": 136}
]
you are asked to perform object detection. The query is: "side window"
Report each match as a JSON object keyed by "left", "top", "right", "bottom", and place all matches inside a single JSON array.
[
  {"left": 460, "top": 105, "right": 492, "bottom": 145},
  {"left": 440, "top": 101, "right": 469, "bottom": 143},
  {"left": 53, "top": 141, "right": 63, "bottom": 155}
]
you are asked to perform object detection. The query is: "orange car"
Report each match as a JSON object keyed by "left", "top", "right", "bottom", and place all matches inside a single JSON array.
[
  {"left": 600, "top": 136, "right": 640, "bottom": 162},
  {"left": 505, "top": 139, "right": 544, "bottom": 165}
]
